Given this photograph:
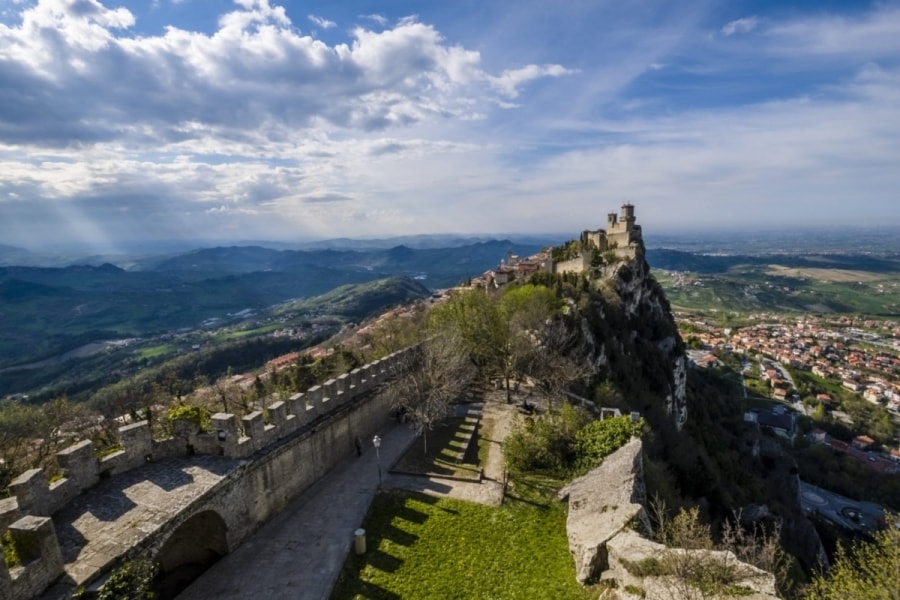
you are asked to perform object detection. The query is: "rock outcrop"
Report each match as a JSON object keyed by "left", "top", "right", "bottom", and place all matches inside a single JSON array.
[
  {"left": 559, "top": 439, "right": 779, "bottom": 600},
  {"left": 566, "top": 246, "right": 688, "bottom": 430},
  {"left": 558, "top": 438, "right": 647, "bottom": 584}
]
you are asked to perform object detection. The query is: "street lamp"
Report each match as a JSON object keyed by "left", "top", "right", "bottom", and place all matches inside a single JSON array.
[{"left": 372, "top": 434, "right": 383, "bottom": 488}]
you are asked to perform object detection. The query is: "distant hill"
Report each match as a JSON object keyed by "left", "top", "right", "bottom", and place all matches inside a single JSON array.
[
  {"left": 276, "top": 276, "right": 431, "bottom": 319},
  {"left": 0, "top": 244, "right": 36, "bottom": 266},
  {"left": 0, "top": 240, "right": 542, "bottom": 368},
  {"left": 646, "top": 248, "right": 900, "bottom": 275},
  {"left": 143, "top": 240, "right": 543, "bottom": 288}
]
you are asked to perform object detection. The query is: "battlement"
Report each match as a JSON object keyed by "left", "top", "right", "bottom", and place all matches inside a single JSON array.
[
  {"left": 0, "top": 347, "right": 414, "bottom": 600},
  {"left": 554, "top": 204, "right": 643, "bottom": 276}
]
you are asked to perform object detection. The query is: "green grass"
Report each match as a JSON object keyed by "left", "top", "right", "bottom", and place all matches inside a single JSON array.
[
  {"left": 213, "top": 323, "right": 280, "bottom": 341},
  {"left": 332, "top": 477, "right": 600, "bottom": 600},
  {"left": 137, "top": 344, "right": 173, "bottom": 359},
  {"left": 392, "top": 416, "right": 482, "bottom": 480}
]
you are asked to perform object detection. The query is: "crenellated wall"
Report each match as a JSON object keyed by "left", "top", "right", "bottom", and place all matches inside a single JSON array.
[
  {"left": 0, "top": 347, "right": 414, "bottom": 600},
  {"left": 552, "top": 204, "right": 644, "bottom": 276}
]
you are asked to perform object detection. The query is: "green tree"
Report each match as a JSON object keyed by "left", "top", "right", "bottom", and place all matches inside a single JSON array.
[
  {"left": 806, "top": 527, "right": 900, "bottom": 600},
  {"left": 0, "top": 397, "right": 93, "bottom": 493},
  {"left": 432, "top": 284, "right": 562, "bottom": 402}
]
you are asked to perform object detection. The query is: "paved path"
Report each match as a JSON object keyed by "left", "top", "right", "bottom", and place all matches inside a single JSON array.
[
  {"left": 177, "top": 399, "right": 518, "bottom": 600},
  {"left": 177, "top": 422, "right": 418, "bottom": 600}
]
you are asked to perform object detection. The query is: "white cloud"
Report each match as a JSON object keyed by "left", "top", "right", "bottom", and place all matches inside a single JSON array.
[
  {"left": 0, "top": 1, "right": 898, "bottom": 247},
  {"left": 360, "top": 13, "right": 388, "bottom": 27},
  {"left": 307, "top": 14, "right": 335, "bottom": 30},
  {"left": 763, "top": 5, "right": 900, "bottom": 59},
  {"left": 0, "top": 3, "right": 566, "bottom": 149},
  {"left": 490, "top": 64, "right": 576, "bottom": 98},
  {"left": 721, "top": 16, "right": 758, "bottom": 36}
]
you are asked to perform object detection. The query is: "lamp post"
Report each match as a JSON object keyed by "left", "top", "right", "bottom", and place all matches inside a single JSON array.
[{"left": 372, "top": 434, "right": 383, "bottom": 488}]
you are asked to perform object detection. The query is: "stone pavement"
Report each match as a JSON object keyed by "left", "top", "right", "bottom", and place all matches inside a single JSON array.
[
  {"left": 176, "top": 422, "right": 418, "bottom": 600},
  {"left": 49, "top": 454, "right": 238, "bottom": 592}
]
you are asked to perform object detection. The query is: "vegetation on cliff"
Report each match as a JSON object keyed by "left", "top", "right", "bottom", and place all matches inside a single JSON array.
[{"left": 805, "top": 527, "right": 900, "bottom": 600}]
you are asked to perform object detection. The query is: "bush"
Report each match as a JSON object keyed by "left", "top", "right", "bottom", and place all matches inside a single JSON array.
[
  {"left": 503, "top": 403, "right": 590, "bottom": 477},
  {"left": 2, "top": 528, "right": 41, "bottom": 568},
  {"left": 2, "top": 531, "right": 21, "bottom": 568},
  {"left": 574, "top": 415, "right": 644, "bottom": 474},
  {"left": 96, "top": 559, "right": 158, "bottom": 600},
  {"left": 167, "top": 404, "right": 211, "bottom": 432},
  {"left": 504, "top": 404, "right": 642, "bottom": 478},
  {"left": 806, "top": 527, "right": 900, "bottom": 600}
]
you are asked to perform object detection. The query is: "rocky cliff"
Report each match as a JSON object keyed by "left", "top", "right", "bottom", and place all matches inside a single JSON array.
[
  {"left": 559, "top": 439, "right": 779, "bottom": 600},
  {"left": 543, "top": 244, "right": 688, "bottom": 430}
]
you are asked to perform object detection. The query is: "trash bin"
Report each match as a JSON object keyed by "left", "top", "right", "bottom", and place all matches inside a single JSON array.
[{"left": 354, "top": 528, "right": 366, "bottom": 555}]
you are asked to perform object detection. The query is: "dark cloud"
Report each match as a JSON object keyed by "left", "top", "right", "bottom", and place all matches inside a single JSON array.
[
  {"left": 303, "top": 193, "right": 352, "bottom": 203},
  {"left": 368, "top": 142, "right": 407, "bottom": 156}
]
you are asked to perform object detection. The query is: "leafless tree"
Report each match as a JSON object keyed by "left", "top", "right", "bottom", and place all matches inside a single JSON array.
[
  {"left": 387, "top": 330, "right": 474, "bottom": 455},
  {"left": 523, "top": 317, "right": 593, "bottom": 410}
]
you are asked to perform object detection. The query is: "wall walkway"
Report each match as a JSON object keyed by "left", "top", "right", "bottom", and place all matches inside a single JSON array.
[{"left": 1, "top": 349, "right": 415, "bottom": 600}]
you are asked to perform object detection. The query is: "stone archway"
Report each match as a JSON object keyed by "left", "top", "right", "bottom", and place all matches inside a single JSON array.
[{"left": 154, "top": 510, "right": 229, "bottom": 599}]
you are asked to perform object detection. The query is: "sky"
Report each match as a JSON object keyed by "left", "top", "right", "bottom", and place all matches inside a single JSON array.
[{"left": 1, "top": 0, "right": 899, "bottom": 250}]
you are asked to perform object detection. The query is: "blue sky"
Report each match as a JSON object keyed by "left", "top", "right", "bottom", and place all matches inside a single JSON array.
[{"left": 1, "top": 0, "right": 899, "bottom": 250}]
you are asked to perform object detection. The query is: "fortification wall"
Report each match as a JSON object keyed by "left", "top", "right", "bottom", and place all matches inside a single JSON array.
[
  {"left": 154, "top": 381, "right": 395, "bottom": 560},
  {"left": 554, "top": 255, "right": 587, "bottom": 275},
  {"left": 0, "top": 348, "right": 413, "bottom": 600}
]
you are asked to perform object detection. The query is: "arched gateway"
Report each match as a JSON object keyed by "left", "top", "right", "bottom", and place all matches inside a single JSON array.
[{"left": 154, "top": 510, "right": 229, "bottom": 599}]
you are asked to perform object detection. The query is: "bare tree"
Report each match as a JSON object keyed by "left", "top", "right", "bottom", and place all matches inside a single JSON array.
[
  {"left": 523, "top": 317, "right": 593, "bottom": 410},
  {"left": 387, "top": 330, "right": 474, "bottom": 455},
  {"left": 0, "top": 397, "right": 96, "bottom": 489}
]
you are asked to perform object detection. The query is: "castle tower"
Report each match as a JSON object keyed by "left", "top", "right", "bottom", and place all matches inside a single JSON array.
[
  {"left": 607, "top": 212, "right": 618, "bottom": 230},
  {"left": 619, "top": 204, "right": 635, "bottom": 231}
]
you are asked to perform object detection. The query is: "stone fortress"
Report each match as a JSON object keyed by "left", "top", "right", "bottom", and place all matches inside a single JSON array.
[
  {"left": 2, "top": 203, "right": 648, "bottom": 599},
  {"left": 471, "top": 204, "right": 645, "bottom": 291},
  {"left": 0, "top": 349, "right": 415, "bottom": 600},
  {"left": 553, "top": 203, "right": 644, "bottom": 276}
]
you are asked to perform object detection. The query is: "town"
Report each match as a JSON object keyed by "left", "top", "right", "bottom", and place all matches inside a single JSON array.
[{"left": 679, "top": 310, "right": 900, "bottom": 466}]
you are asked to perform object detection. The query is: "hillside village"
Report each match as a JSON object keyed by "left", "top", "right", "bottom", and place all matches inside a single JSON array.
[
  {"left": 469, "top": 203, "right": 644, "bottom": 290},
  {"left": 684, "top": 314, "right": 900, "bottom": 413},
  {"left": 682, "top": 312, "right": 900, "bottom": 470}
]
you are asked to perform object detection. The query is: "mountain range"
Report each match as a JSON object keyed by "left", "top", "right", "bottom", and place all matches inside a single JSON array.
[{"left": 0, "top": 240, "right": 543, "bottom": 368}]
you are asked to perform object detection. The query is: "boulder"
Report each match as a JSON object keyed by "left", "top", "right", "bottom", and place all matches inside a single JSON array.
[{"left": 557, "top": 437, "right": 647, "bottom": 583}]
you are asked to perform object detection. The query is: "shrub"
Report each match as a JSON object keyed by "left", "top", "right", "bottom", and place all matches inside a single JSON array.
[
  {"left": 504, "top": 406, "right": 643, "bottom": 478},
  {"left": 806, "top": 527, "right": 900, "bottom": 600},
  {"left": 1, "top": 529, "right": 41, "bottom": 568},
  {"left": 96, "top": 559, "right": 158, "bottom": 600},
  {"left": 503, "top": 402, "right": 590, "bottom": 477},
  {"left": 167, "top": 404, "right": 211, "bottom": 432},
  {"left": 2, "top": 531, "right": 21, "bottom": 568},
  {"left": 574, "top": 415, "right": 644, "bottom": 474}
]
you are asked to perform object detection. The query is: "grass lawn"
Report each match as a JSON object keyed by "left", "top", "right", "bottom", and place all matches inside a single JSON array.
[
  {"left": 213, "top": 323, "right": 280, "bottom": 342},
  {"left": 331, "top": 476, "right": 600, "bottom": 600},
  {"left": 392, "top": 415, "right": 482, "bottom": 480},
  {"left": 137, "top": 344, "right": 174, "bottom": 360}
]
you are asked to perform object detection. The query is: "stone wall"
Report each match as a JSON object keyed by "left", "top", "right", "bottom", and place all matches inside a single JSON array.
[
  {"left": 554, "top": 255, "right": 587, "bottom": 275},
  {"left": 558, "top": 439, "right": 778, "bottom": 599},
  {"left": 0, "top": 348, "right": 413, "bottom": 600}
]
